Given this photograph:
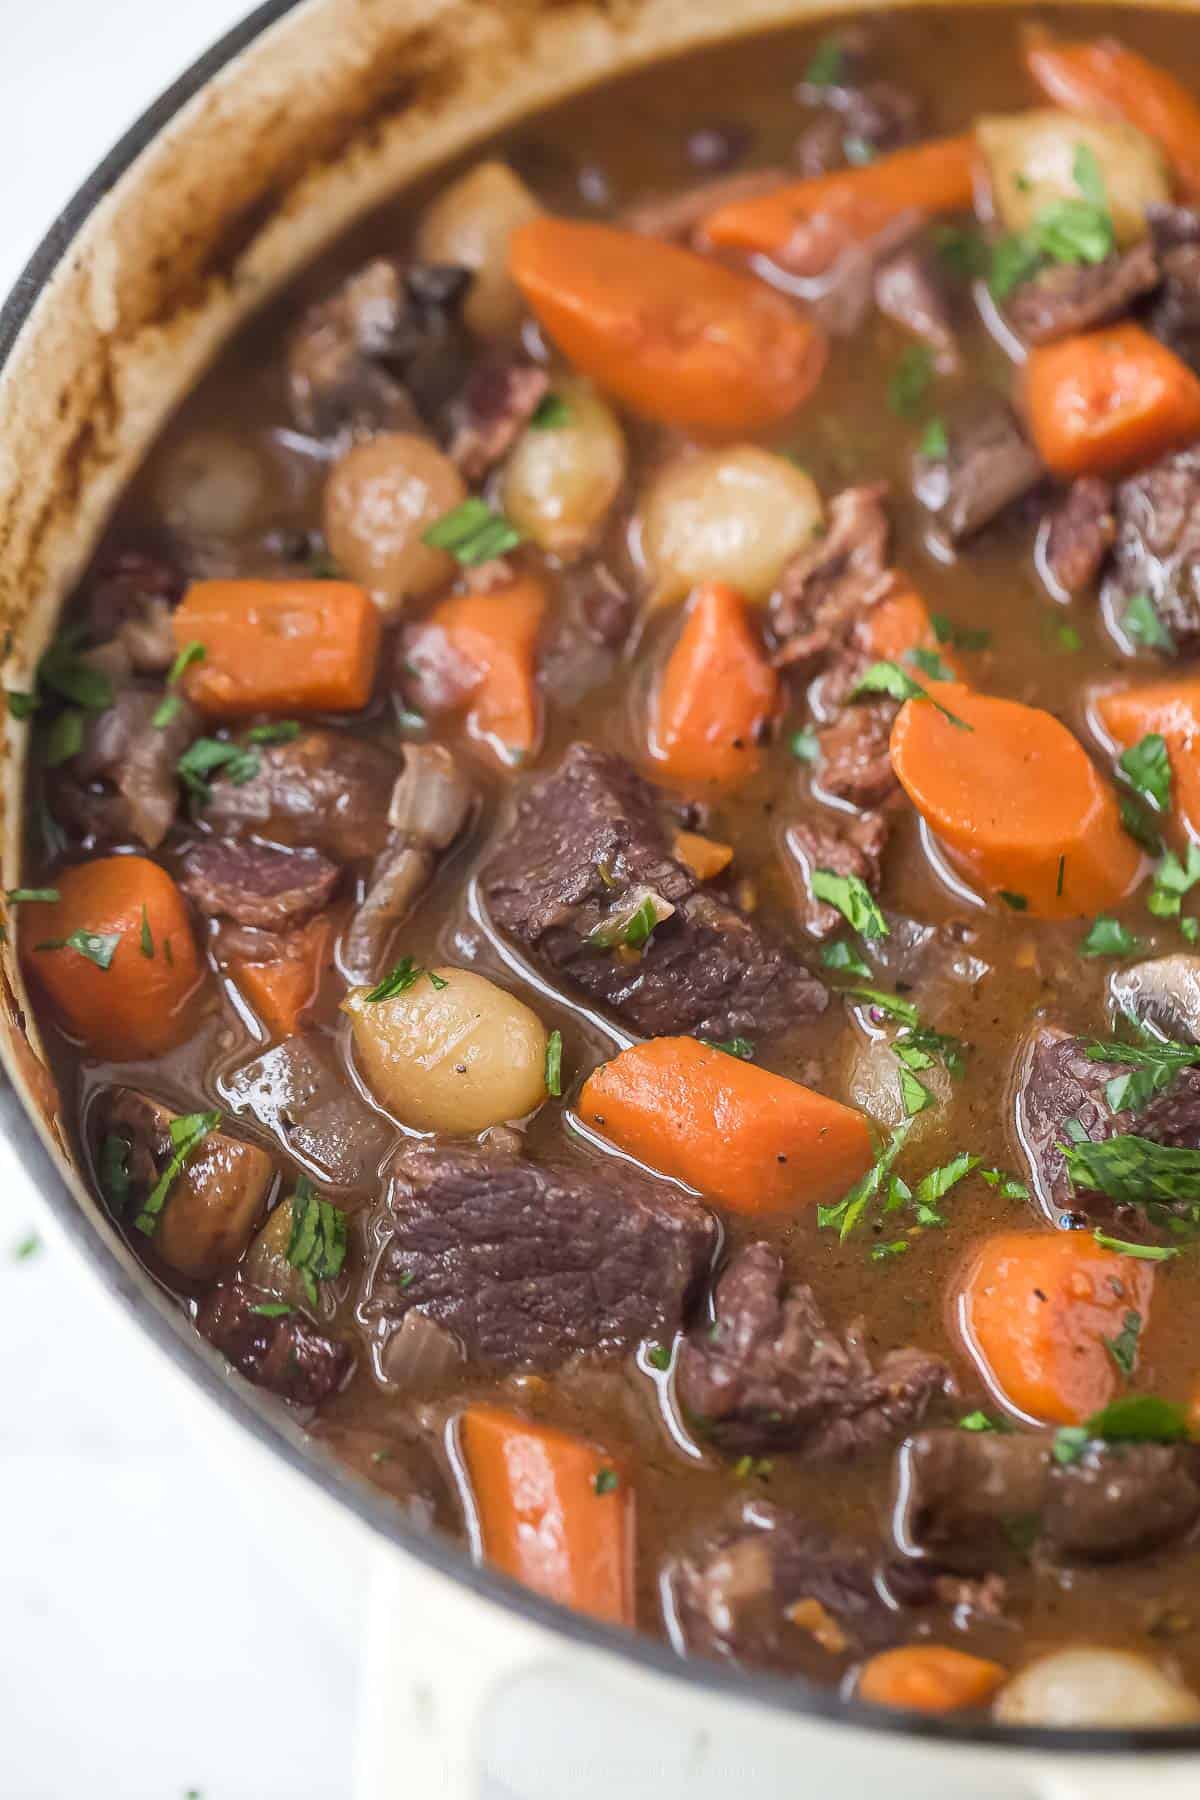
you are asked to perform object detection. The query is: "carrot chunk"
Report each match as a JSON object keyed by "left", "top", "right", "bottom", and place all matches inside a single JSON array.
[
  {"left": 860, "top": 585, "right": 966, "bottom": 681},
  {"left": 1024, "top": 324, "right": 1200, "bottom": 478},
  {"left": 578, "top": 1036, "right": 873, "bottom": 1216},
  {"left": 459, "top": 1405, "right": 635, "bottom": 1626},
  {"left": 1025, "top": 27, "right": 1200, "bottom": 201},
  {"left": 173, "top": 579, "right": 381, "bottom": 718},
  {"left": 702, "top": 136, "right": 977, "bottom": 269},
  {"left": 651, "top": 582, "right": 778, "bottom": 787},
  {"left": 889, "top": 684, "right": 1140, "bottom": 918},
  {"left": 509, "top": 217, "right": 827, "bottom": 436},
  {"left": 1094, "top": 679, "right": 1200, "bottom": 844},
  {"left": 672, "top": 829, "right": 734, "bottom": 882},
  {"left": 956, "top": 1230, "right": 1155, "bottom": 1425},
  {"left": 415, "top": 572, "right": 545, "bottom": 766},
  {"left": 23, "top": 858, "right": 204, "bottom": 1060},
  {"left": 858, "top": 1646, "right": 1007, "bottom": 1714},
  {"left": 228, "top": 913, "right": 335, "bottom": 1040}
]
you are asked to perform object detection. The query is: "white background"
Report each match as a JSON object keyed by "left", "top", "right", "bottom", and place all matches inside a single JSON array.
[{"left": 0, "top": 5, "right": 367, "bottom": 1796}]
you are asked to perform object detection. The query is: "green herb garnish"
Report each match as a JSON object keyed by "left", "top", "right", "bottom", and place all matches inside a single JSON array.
[
  {"left": 810, "top": 868, "right": 888, "bottom": 940},
  {"left": 5, "top": 887, "right": 59, "bottom": 904},
  {"left": 177, "top": 737, "right": 259, "bottom": 803},
  {"left": 852, "top": 659, "right": 972, "bottom": 730},
  {"left": 34, "top": 928, "right": 121, "bottom": 970},
  {"left": 820, "top": 939, "right": 871, "bottom": 978},
  {"left": 423, "top": 498, "right": 522, "bottom": 567},
  {"left": 545, "top": 1029, "right": 564, "bottom": 1097},
  {"left": 1123, "top": 592, "right": 1173, "bottom": 653},
  {"left": 1063, "top": 1132, "right": 1200, "bottom": 1206},
  {"left": 135, "top": 1110, "right": 222, "bottom": 1237},
  {"left": 285, "top": 1176, "right": 348, "bottom": 1307},
  {"left": 1120, "top": 733, "right": 1172, "bottom": 813},
  {"left": 246, "top": 719, "right": 302, "bottom": 745},
  {"left": 1080, "top": 915, "right": 1142, "bottom": 959},
  {"left": 530, "top": 392, "right": 572, "bottom": 429},
  {"left": 918, "top": 418, "right": 949, "bottom": 460},
  {"left": 789, "top": 729, "right": 820, "bottom": 763},
  {"left": 592, "top": 1467, "right": 620, "bottom": 1496},
  {"left": 1103, "top": 1308, "right": 1142, "bottom": 1378},
  {"left": 364, "top": 957, "right": 422, "bottom": 1002},
  {"left": 887, "top": 345, "right": 935, "bottom": 418}
]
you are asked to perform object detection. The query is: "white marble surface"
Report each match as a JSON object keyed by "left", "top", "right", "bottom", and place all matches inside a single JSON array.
[{"left": 0, "top": 5, "right": 368, "bottom": 1796}]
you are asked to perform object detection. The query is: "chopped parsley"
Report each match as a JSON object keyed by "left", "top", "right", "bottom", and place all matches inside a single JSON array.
[
  {"left": 5, "top": 690, "right": 38, "bottom": 720},
  {"left": 931, "top": 613, "right": 990, "bottom": 653},
  {"left": 12, "top": 1231, "right": 41, "bottom": 1261},
  {"left": 44, "top": 708, "right": 84, "bottom": 766},
  {"left": 1094, "top": 1230, "right": 1180, "bottom": 1262},
  {"left": 998, "top": 890, "right": 1028, "bottom": 911},
  {"left": 887, "top": 345, "right": 935, "bottom": 418},
  {"left": 810, "top": 868, "right": 888, "bottom": 940},
  {"left": 38, "top": 638, "right": 113, "bottom": 712},
  {"left": 177, "top": 736, "right": 259, "bottom": 803},
  {"left": 820, "top": 939, "right": 871, "bottom": 978},
  {"left": 845, "top": 985, "right": 920, "bottom": 1027},
  {"left": 364, "top": 957, "right": 422, "bottom": 1002},
  {"left": 140, "top": 903, "right": 154, "bottom": 960},
  {"left": 789, "top": 729, "right": 820, "bottom": 763},
  {"left": 1057, "top": 854, "right": 1066, "bottom": 898},
  {"left": 423, "top": 497, "right": 522, "bottom": 567},
  {"left": 933, "top": 224, "right": 989, "bottom": 279},
  {"left": 1120, "top": 793, "right": 1164, "bottom": 855},
  {"left": 5, "top": 887, "right": 59, "bottom": 904},
  {"left": 1084, "top": 1033, "right": 1200, "bottom": 1114},
  {"left": 1119, "top": 733, "right": 1172, "bottom": 814},
  {"left": 545, "top": 1029, "right": 564, "bottom": 1097},
  {"left": 588, "top": 887, "right": 673, "bottom": 950},
  {"left": 1103, "top": 1308, "right": 1142, "bottom": 1379},
  {"left": 1053, "top": 1394, "right": 1190, "bottom": 1470},
  {"left": 897, "top": 1066, "right": 934, "bottom": 1116},
  {"left": 914, "top": 1152, "right": 979, "bottom": 1219},
  {"left": 700, "top": 1036, "right": 756, "bottom": 1060},
  {"left": 870, "top": 1239, "right": 910, "bottom": 1261},
  {"left": 803, "top": 35, "right": 845, "bottom": 85},
  {"left": 1063, "top": 1132, "right": 1200, "bottom": 1207},
  {"left": 166, "top": 640, "right": 206, "bottom": 686},
  {"left": 1149, "top": 844, "right": 1200, "bottom": 918},
  {"left": 135, "top": 1110, "right": 222, "bottom": 1237},
  {"left": 530, "top": 392, "right": 572, "bottom": 429},
  {"left": 958, "top": 1410, "right": 1014, "bottom": 1433},
  {"left": 817, "top": 1123, "right": 911, "bottom": 1240},
  {"left": 918, "top": 417, "right": 949, "bottom": 460},
  {"left": 852, "top": 659, "right": 972, "bottom": 730},
  {"left": 34, "top": 928, "right": 121, "bottom": 970},
  {"left": 990, "top": 143, "right": 1115, "bottom": 298},
  {"left": 99, "top": 1134, "right": 131, "bottom": 1212},
  {"left": 285, "top": 1177, "right": 348, "bottom": 1307},
  {"left": 592, "top": 1467, "right": 620, "bottom": 1496},
  {"left": 250, "top": 1301, "right": 294, "bottom": 1318},
  {"left": 246, "top": 719, "right": 302, "bottom": 745},
  {"left": 905, "top": 645, "right": 957, "bottom": 682},
  {"left": 1123, "top": 591, "right": 1174, "bottom": 652},
  {"left": 646, "top": 1342, "right": 672, "bottom": 1372},
  {"left": 979, "top": 1167, "right": 1029, "bottom": 1200},
  {"left": 1080, "top": 915, "right": 1142, "bottom": 959}
]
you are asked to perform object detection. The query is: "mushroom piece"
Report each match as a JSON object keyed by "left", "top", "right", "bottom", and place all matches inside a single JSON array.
[
  {"left": 341, "top": 745, "right": 475, "bottom": 982},
  {"left": 1110, "top": 954, "right": 1200, "bottom": 1044}
]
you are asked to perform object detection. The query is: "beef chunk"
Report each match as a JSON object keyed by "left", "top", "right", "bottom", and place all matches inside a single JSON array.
[
  {"left": 201, "top": 730, "right": 398, "bottom": 862},
  {"left": 874, "top": 245, "right": 959, "bottom": 372},
  {"left": 198, "top": 1282, "right": 353, "bottom": 1404},
  {"left": 814, "top": 702, "right": 897, "bottom": 808},
  {"left": 677, "top": 1244, "right": 950, "bottom": 1456},
  {"left": 480, "top": 743, "right": 826, "bottom": 1041},
  {"left": 180, "top": 840, "right": 339, "bottom": 929},
  {"left": 50, "top": 687, "right": 199, "bottom": 850},
  {"left": 1146, "top": 205, "right": 1200, "bottom": 373},
  {"left": 85, "top": 549, "right": 183, "bottom": 671},
  {"left": 784, "top": 811, "right": 889, "bottom": 938},
  {"left": 448, "top": 357, "right": 550, "bottom": 481},
  {"left": 1017, "top": 1024, "right": 1200, "bottom": 1230},
  {"left": 342, "top": 744, "right": 474, "bottom": 982},
  {"left": 895, "top": 1428, "right": 1200, "bottom": 1565},
  {"left": 359, "top": 1134, "right": 717, "bottom": 1371},
  {"left": 666, "top": 1501, "right": 909, "bottom": 1671},
  {"left": 1042, "top": 476, "right": 1115, "bottom": 595},
  {"left": 1105, "top": 447, "right": 1200, "bottom": 655},
  {"left": 1005, "top": 241, "right": 1159, "bottom": 345},
  {"left": 915, "top": 406, "right": 1044, "bottom": 542},
  {"left": 771, "top": 483, "right": 892, "bottom": 669},
  {"left": 287, "top": 258, "right": 471, "bottom": 439},
  {"left": 224, "top": 1033, "right": 397, "bottom": 1192}
]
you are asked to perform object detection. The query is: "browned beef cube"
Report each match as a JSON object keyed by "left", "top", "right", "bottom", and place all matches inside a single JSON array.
[
  {"left": 180, "top": 839, "right": 339, "bottom": 929},
  {"left": 1105, "top": 446, "right": 1200, "bottom": 655},
  {"left": 358, "top": 1134, "right": 717, "bottom": 1371},
  {"left": 198, "top": 1282, "right": 353, "bottom": 1405},
  {"left": 480, "top": 743, "right": 826, "bottom": 1041},
  {"left": 202, "top": 730, "right": 398, "bottom": 862}
]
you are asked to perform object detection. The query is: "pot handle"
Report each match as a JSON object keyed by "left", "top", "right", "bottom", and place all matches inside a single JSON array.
[{"left": 353, "top": 1541, "right": 553, "bottom": 1800}]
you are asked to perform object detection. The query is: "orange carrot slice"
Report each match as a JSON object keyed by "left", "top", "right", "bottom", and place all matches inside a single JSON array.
[
  {"left": 651, "top": 582, "right": 778, "bottom": 787},
  {"left": 858, "top": 1646, "right": 1007, "bottom": 1713},
  {"left": 1093, "top": 679, "right": 1200, "bottom": 844},
  {"left": 173, "top": 579, "right": 381, "bottom": 717},
  {"left": 1024, "top": 324, "right": 1200, "bottom": 478}
]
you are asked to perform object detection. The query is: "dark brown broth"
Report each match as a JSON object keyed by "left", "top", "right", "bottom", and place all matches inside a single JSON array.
[{"left": 23, "top": 3, "right": 1200, "bottom": 1688}]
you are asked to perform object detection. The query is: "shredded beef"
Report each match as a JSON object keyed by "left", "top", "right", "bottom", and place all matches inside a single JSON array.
[
  {"left": 771, "top": 483, "right": 893, "bottom": 669},
  {"left": 198, "top": 1282, "right": 353, "bottom": 1404},
  {"left": 677, "top": 1245, "right": 951, "bottom": 1456},
  {"left": 1004, "top": 241, "right": 1159, "bottom": 345},
  {"left": 480, "top": 743, "right": 826, "bottom": 1041},
  {"left": 874, "top": 245, "right": 959, "bottom": 372},
  {"left": 1146, "top": 205, "right": 1200, "bottom": 373},
  {"left": 1104, "top": 447, "right": 1200, "bottom": 655},
  {"left": 666, "top": 1500, "right": 915, "bottom": 1671},
  {"left": 180, "top": 840, "right": 339, "bottom": 929},
  {"left": 201, "top": 730, "right": 398, "bottom": 862},
  {"left": 914, "top": 406, "right": 1044, "bottom": 543},
  {"left": 784, "top": 811, "right": 890, "bottom": 938},
  {"left": 895, "top": 1427, "right": 1200, "bottom": 1565},
  {"left": 50, "top": 687, "right": 198, "bottom": 850},
  {"left": 1042, "top": 476, "right": 1115, "bottom": 595},
  {"left": 359, "top": 1134, "right": 717, "bottom": 1371},
  {"left": 448, "top": 357, "right": 550, "bottom": 481},
  {"left": 814, "top": 703, "right": 898, "bottom": 808}
]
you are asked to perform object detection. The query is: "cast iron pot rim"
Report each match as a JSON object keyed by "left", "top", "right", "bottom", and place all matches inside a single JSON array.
[{"left": 3, "top": 0, "right": 1197, "bottom": 1757}]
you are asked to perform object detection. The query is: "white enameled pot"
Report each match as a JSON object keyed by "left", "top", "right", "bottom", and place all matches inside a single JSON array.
[{"left": 3, "top": 3, "right": 1200, "bottom": 1794}]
